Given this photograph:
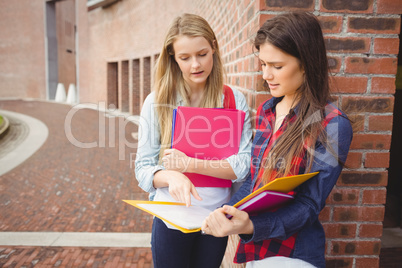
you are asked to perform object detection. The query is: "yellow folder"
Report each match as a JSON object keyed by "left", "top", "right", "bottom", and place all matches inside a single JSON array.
[
  {"left": 124, "top": 172, "right": 319, "bottom": 233},
  {"left": 232, "top": 171, "right": 319, "bottom": 207}
]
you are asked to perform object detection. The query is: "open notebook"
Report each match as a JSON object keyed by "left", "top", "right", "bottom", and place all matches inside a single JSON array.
[{"left": 124, "top": 172, "right": 319, "bottom": 233}]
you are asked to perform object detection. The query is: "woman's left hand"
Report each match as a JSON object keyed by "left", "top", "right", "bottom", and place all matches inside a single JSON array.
[
  {"left": 201, "top": 205, "right": 254, "bottom": 237},
  {"left": 162, "top": 149, "right": 192, "bottom": 173}
]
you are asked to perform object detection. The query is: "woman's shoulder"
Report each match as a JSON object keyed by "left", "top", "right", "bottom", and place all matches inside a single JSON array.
[
  {"left": 255, "top": 96, "right": 278, "bottom": 116},
  {"left": 144, "top": 91, "right": 156, "bottom": 104},
  {"left": 225, "top": 86, "right": 241, "bottom": 99},
  {"left": 139, "top": 91, "right": 158, "bottom": 116},
  {"left": 227, "top": 86, "right": 240, "bottom": 95},
  {"left": 324, "top": 102, "right": 349, "bottom": 123},
  {"left": 324, "top": 102, "right": 353, "bottom": 137},
  {"left": 225, "top": 86, "right": 247, "bottom": 107}
]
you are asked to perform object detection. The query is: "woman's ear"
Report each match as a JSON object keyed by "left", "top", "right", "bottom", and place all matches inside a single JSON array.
[{"left": 300, "top": 63, "right": 305, "bottom": 74}]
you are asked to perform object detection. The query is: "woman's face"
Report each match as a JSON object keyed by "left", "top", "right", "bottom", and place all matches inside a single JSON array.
[
  {"left": 173, "top": 35, "right": 215, "bottom": 90},
  {"left": 258, "top": 42, "right": 304, "bottom": 101}
]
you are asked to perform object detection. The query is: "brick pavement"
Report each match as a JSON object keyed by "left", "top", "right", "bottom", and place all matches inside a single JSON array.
[
  {"left": 0, "top": 247, "right": 152, "bottom": 267},
  {"left": 0, "top": 100, "right": 151, "bottom": 233},
  {"left": 0, "top": 100, "right": 153, "bottom": 267}
]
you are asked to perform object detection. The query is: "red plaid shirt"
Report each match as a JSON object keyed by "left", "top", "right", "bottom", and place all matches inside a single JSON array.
[{"left": 234, "top": 97, "right": 341, "bottom": 263}]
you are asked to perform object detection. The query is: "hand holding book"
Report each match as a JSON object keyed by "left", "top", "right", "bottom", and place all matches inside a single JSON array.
[
  {"left": 202, "top": 204, "right": 255, "bottom": 237},
  {"left": 162, "top": 148, "right": 191, "bottom": 173}
]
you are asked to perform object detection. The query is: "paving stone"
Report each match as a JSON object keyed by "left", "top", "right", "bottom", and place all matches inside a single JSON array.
[{"left": 0, "top": 246, "right": 152, "bottom": 267}]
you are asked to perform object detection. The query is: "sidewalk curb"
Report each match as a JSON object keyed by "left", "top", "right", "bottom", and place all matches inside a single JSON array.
[
  {"left": 0, "top": 110, "right": 49, "bottom": 176},
  {"left": 0, "top": 232, "right": 152, "bottom": 248}
]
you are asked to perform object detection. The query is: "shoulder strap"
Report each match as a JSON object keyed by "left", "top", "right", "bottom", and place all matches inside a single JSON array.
[{"left": 223, "top": 85, "right": 236, "bottom": 109}]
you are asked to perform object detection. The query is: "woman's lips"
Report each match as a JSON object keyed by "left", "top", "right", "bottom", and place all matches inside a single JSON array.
[
  {"left": 192, "top": 71, "right": 204, "bottom": 76},
  {"left": 268, "top": 83, "right": 279, "bottom": 89}
]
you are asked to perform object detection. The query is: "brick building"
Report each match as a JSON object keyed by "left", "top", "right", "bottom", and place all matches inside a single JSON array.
[{"left": 1, "top": 0, "right": 402, "bottom": 267}]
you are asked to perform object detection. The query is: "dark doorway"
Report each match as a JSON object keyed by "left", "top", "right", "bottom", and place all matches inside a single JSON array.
[
  {"left": 384, "top": 19, "right": 402, "bottom": 229},
  {"left": 44, "top": 0, "right": 76, "bottom": 100},
  {"left": 107, "top": 62, "right": 119, "bottom": 109},
  {"left": 45, "top": 1, "right": 58, "bottom": 100}
]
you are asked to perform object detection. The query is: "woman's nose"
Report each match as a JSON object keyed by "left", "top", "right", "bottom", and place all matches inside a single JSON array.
[
  {"left": 191, "top": 58, "right": 201, "bottom": 68},
  {"left": 262, "top": 68, "right": 273, "bottom": 80}
]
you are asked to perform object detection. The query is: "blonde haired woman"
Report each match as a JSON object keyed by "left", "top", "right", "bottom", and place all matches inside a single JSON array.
[{"left": 135, "top": 13, "right": 252, "bottom": 268}]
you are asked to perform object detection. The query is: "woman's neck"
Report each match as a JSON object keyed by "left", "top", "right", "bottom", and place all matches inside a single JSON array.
[
  {"left": 189, "top": 91, "right": 203, "bottom": 107},
  {"left": 278, "top": 94, "right": 299, "bottom": 114},
  {"left": 188, "top": 84, "right": 206, "bottom": 107},
  {"left": 273, "top": 95, "right": 299, "bottom": 133}
]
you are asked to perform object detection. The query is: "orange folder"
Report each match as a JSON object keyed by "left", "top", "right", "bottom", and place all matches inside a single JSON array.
[
  {"left": 124, "top": 172, "right": 319, "bottom": 233},
  {"left": 171, "top": 106, "right": 246, "bottom": 187}
]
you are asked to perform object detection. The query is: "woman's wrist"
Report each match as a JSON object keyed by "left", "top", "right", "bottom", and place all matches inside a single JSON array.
[
  {"left": 185, "top": 157, "right": 196, "bottom": 173},
  {"left": 153, "top": 169, "right": 173, "bottom": 188},
  {"left": 242, "top": 218, "right": 254, "bottom": 235}
]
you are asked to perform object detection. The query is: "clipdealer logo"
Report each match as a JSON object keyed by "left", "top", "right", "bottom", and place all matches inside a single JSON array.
[{"left": 64, "top": 102, "right": 139, "bottom": 160}]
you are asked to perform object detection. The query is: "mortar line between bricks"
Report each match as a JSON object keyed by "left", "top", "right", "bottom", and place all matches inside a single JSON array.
[{"left": 0, "top": 232, "right": 152, "bottom": 248}]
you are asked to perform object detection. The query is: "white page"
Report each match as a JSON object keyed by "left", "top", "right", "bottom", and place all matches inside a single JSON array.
[{"left": 138, "top": 203, "right": 213, "bottom": 230}]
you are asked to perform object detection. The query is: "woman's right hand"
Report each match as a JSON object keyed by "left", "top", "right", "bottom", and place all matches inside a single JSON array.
[
  {"left": 201, "top": 205, "right": 254, "bottom": 237},
  {"left": 154, "top": 170, "right": 202, "bottom": 207}
]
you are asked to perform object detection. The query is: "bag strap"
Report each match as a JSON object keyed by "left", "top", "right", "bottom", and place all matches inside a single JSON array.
[{"left": 223, "top": 85, "right": 236, "bottom": 109}]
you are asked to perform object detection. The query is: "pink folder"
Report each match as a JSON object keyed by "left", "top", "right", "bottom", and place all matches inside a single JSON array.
[
  {"left": 171, "top": 106, "right": 246, "bottom": 187},
  {"left": 236, "top": 190, "right": 294, "bottom": 216}
]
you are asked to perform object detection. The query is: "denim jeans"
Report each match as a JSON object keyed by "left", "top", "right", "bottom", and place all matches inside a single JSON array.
[{"left": 151, "top": 217, "right": 228, "bottom": 268}]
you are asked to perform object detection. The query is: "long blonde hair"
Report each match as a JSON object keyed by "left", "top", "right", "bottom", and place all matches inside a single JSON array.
[{"left": 154, "top": 13, "right": 225, "bottom": 158}]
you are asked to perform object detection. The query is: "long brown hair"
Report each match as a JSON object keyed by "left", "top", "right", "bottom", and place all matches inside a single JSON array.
[
  {"left": 154, "top": 13, "right": 224, "bottom": 158},
  {"left": 255, "top": 12, "right": 333, "bottom": 184}
]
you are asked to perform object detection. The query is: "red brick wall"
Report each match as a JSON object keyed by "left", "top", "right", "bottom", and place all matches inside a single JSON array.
[{"left": 194, "top": 0, "right": 401, "bottom": 267}]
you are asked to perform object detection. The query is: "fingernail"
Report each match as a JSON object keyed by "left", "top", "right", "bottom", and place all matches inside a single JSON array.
[{"left": 201, "top": 230, "right": 206, "bottom": 235}]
